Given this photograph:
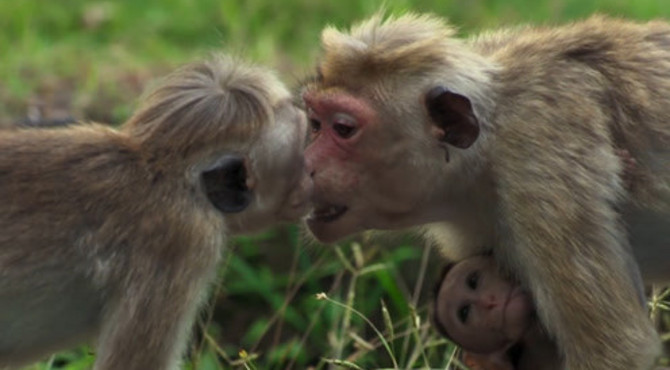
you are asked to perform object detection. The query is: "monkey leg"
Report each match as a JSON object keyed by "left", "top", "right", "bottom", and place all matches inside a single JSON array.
[
  {"left": 494, "top": 116, "right": 660, "bottom": 370},
  {"left": 93, "top": 264, "right": 217, "bottom": 370}
]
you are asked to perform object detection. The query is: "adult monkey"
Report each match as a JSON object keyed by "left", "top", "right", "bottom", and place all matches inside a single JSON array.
[
  {"left": 302, "top": 13, "right": 670, "bottom": 370},
  {"left": 0, "top": 54, "right": 312, "bottom": 369}
]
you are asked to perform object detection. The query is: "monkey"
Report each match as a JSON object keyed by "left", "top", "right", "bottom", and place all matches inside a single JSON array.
[
  {"left": 0, "top": 53, "right": 312, "bottom": 369},
  {"left": 432, "top": 254, "right": 559, "bottom": 370},
  {"left": 301, "top": 13, "right": 670, "bottom": 370}
]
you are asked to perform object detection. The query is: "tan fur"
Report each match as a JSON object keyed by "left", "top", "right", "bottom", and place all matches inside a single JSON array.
[
  {"left": 303, "top": 13, "right": 669, "bottom": 370},
  {"left": 0, "top": 54, "right": 311, "bottom": 369}
]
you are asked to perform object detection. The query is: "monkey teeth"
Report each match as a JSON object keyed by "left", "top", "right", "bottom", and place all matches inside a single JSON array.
[{"left": 309, "top": 204, "right": 347, "bottom": 223}]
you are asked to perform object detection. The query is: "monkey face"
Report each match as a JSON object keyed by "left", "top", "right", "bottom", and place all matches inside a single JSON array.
[
  {"left": 301, "top": 84, "right": 479, "bottom": 243},
  {"left": 299, "top": 13, "right": 486, "bottom": 243},
  {"left": 434, "top": 256, "right": 534, "bottom": 353},
  {"left": 222, "top": 101, "right": 313, "bottom": 235}
]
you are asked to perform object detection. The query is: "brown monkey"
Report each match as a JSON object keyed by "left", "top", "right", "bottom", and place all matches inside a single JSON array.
[
  {"left": 0, "top": 54, "right": 312, "bottom": 369},
  {"left": 301, "top": 13, "right": 670, "bottom": 370}
]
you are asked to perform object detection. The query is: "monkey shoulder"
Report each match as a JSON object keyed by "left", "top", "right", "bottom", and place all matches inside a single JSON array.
[{"left": 483, "top": 17, "right": 670, "bottom": 89}]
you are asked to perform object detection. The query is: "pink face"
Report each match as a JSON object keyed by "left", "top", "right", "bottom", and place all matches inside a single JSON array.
[
  {"left": 303, "top": 90, "right": 370, "bottom": 242},
  {"left": 434, "top": 256, "right": 534, "bottom": 353},
  {"left": 302, "top": 88, "right": 445, "bottom": 243}
]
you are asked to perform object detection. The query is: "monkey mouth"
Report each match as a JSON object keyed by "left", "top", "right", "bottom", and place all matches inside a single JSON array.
[{"left": 308, "top": 204, "right": 348, "bottom": 223}]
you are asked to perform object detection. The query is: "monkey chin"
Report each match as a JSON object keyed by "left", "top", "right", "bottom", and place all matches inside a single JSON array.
[{"left": 305, "top": 205, "right": 356, "bottom": 243}]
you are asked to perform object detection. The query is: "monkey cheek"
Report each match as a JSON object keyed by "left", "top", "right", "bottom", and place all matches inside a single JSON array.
[{"left": 502, "top": 292, "right": 533, "bottom": 342}]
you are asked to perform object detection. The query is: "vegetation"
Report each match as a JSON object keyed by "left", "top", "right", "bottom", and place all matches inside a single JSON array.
[{"left": 2, "top": 1, "right": 668, "bottom": 369}]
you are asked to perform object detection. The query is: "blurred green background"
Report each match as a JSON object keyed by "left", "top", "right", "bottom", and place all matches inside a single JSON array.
[{"left": 2, "top": 0, "right": 669, "bottom": 369}]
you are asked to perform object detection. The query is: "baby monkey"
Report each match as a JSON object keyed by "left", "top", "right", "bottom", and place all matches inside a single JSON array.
[
  {"left": 433, "top": 254, "right": 559, "bottom": 370},
  {"left": 0, "top": 54, "right": 312, "bottom": 369}
]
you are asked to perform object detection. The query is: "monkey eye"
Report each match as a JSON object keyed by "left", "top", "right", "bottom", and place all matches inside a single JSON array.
[
  {"left": 332, "top": 113, "right": 357, "bottom": 139},
  {"left": 458, "top": 304, "right": 471, "bottom": 324},
  {"left": 466, "top": 271, "right": 479, "bottom": 290}
]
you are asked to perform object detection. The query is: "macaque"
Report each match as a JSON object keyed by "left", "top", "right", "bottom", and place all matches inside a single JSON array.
[
  {"left": 0, "top": 54, "right": 312, "bottom": 369},
  {"left": 301, "top": 13, "right": 670, "bottom": 369},
  {"left": 433, "top": 255, "right": 559, "bottom": 370}
]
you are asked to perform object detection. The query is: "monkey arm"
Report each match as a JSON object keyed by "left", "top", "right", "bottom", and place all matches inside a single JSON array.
[
  {"left": 93, "top": 230, "right": 221, "bottom": 370},
  {"left": 94, "top": 266, "right": 215, "bottom": 370},
  {"left": 492, "top": 107, "right": 660, "bottom": 370}
]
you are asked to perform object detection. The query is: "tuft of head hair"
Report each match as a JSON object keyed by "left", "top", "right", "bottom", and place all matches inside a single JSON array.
[
  {"left": 319, "top": 12, "right": 463, "bottom": 85},
  {"left": 123, "top": 54, "right": 289, "bottom": 156}
]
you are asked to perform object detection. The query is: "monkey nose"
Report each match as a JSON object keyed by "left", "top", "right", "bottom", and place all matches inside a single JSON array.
[
  {"left": 304, "top": 157, "right": 315, "bottom": 177},
  {"left": 477, "top": 295, "right": 498, "bottom": 310}
]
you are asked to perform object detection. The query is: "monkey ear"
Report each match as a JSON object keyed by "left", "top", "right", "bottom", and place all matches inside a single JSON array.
[
  {"left": 201, "top": 155, "right": 252, "bottom": 213},
  {"left": 425, "top": 87, "right": 480, "bottom": 148}
]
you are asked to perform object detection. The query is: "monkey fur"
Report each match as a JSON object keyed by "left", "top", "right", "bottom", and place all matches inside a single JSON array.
[
  {"left": 0, "top": 54, "right": 312, "bottom": 369},
  {"left": 302, "top": 13, "right": 669, "bottom": 370}
]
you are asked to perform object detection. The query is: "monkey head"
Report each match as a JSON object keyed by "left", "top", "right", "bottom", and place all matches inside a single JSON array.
[
  {"left": 301, "top": 14, "right": 492, "bottom": 243},
  {"left": 0, "top": 54, "right": 315, "bottom": 369},
  {"left": 125, "top": 55, "right": 313, "bottom": 236}
]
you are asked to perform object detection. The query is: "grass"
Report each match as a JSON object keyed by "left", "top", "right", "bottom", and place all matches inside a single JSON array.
[
  {"left": 4, "top": 0, "right": 670, "bottom": 124},
  {"left": 2, "top": 0, "right": 669, "bottom": 369}
]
